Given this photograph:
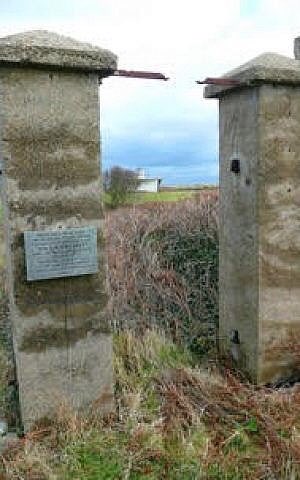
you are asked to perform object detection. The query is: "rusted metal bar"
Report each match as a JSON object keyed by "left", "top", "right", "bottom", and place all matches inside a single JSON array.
[
  {"left": 113, "top": 69, "right": 169, "bottom": 81},
  {"left": 196, "top": 77, "right": 241, "bottom": 86}
]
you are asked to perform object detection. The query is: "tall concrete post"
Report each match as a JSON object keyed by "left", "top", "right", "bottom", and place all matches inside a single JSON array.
[
  {"left": 205, "top": 42, "right": 300, "bottom": 384},
  {"left": 0, "top": 31, "right": 117, "bottom": 430}
]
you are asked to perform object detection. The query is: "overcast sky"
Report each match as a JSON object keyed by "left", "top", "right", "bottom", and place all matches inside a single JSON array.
[{"left": 1, "top": 0, "right": 300, "bottom": 185}]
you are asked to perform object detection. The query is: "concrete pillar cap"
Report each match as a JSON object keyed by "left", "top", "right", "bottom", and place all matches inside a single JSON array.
[
  {"left": 0, "top": 30, "right": 117, "bottom": 74},
  {"left": 294, "top": 37, "right": 300, "bottom": 60},
  {"left": 204, "top": 51, "right": 300, "bottom": 98}
]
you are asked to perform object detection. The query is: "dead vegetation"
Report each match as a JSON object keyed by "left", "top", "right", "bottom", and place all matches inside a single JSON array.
[
  {"left": 106, "top": 191, "right": 218, "bottom": 351},
  {"left": 1, "top": 330, "right": 300, "bottom": 479},
  {"left": 1, "top": 193, "right": 300, "bottom": 479}
]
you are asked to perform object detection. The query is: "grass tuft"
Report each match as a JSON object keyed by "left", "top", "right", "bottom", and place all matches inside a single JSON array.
[
  {"left": 1, "top": 194, "right": 300, "bottom": 478},
  {"left": 2, "top": 330, "right": 300, "bottom": 479}
]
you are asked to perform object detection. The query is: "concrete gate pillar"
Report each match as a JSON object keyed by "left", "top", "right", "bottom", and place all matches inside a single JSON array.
[
  {"left": 0, "top": 31, "right": 117, "bottom": 430},
  {"left": 205, "top": 41, "right": 300, "bottom": 384}
]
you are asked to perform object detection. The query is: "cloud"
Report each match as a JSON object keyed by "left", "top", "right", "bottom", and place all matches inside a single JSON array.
[{"left": 0, "top": 1, "right": 299, "bottom": 184}]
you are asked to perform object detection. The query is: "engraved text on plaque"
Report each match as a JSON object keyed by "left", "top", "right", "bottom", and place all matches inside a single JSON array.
[{"left": 24, "top": 227, "right": 98, "bottom": 281}]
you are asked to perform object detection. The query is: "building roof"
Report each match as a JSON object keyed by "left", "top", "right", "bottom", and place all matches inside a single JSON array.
[{"left": 139, "top": 177, "right": 162, "bottom": 182}]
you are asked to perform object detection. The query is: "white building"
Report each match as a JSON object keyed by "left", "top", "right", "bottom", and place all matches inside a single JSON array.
[{"left": 136, "top": 169, "right": 162, "bottom": 193}]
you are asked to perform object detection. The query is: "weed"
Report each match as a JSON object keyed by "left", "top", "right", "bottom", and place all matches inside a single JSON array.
[
  {"left": 2, "top": 331, "right": 300, "bottom": 479},
  {"left": 61, "top": 432, "right": 125, "bottom": 480},
  {"left": 106, "top": 193, "right": 218, "bottom": 350},
  {"left": 1, "top": 194, "right": 300, "bottom": 479}
]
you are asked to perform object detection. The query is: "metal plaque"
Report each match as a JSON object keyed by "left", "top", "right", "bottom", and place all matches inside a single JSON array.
[{"left": 24, "top": 227, "right": 98, "bottom": 281}]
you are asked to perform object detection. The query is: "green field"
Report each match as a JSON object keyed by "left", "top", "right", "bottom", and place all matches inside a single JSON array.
[
  {"left": 104, "top": 190, "right": 196, "bottom": 208},
  {"left": 128, "top": 190, "right": 195, "bottom": 203}
]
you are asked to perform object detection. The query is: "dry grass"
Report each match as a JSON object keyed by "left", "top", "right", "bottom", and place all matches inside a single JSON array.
[
  {"left": 1, "top": 330, "right": 300, "bottom": 479},
  {"left": 158, "top": 365, "right": 300, "bottom": 478},
  {"left": 1, "top": 193, "right": 300, "bottom": 478},
  {"left": 105, "top": 191, "right": 218, "bottom": 350}
]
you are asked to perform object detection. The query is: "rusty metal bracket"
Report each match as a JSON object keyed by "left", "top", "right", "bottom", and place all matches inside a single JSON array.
[
  {"left": 113, "top": 69, "right": 169, "bottom": 81},
  {"left": 196, "top": 77, "right": 241, "bottom": 86}
]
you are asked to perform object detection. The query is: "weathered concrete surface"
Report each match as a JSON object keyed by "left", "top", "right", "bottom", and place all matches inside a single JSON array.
[
  {"left": 206, "top": 48, "right": 300, "bottom": 384},
  {"left": 205, "top": 52, "right": 300, "bottom": 98},
  {"left": 218, "top": 88, "right": 259, "bottom": 381},
  {"left": 0, "top": 32, "right": 117, "bottom": 430},
  {"left": 0, "top": 30, "right": 117, "bottom": 72},
  {"left": 258, "top": 84, "right": 300, "bottom": 383}
]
